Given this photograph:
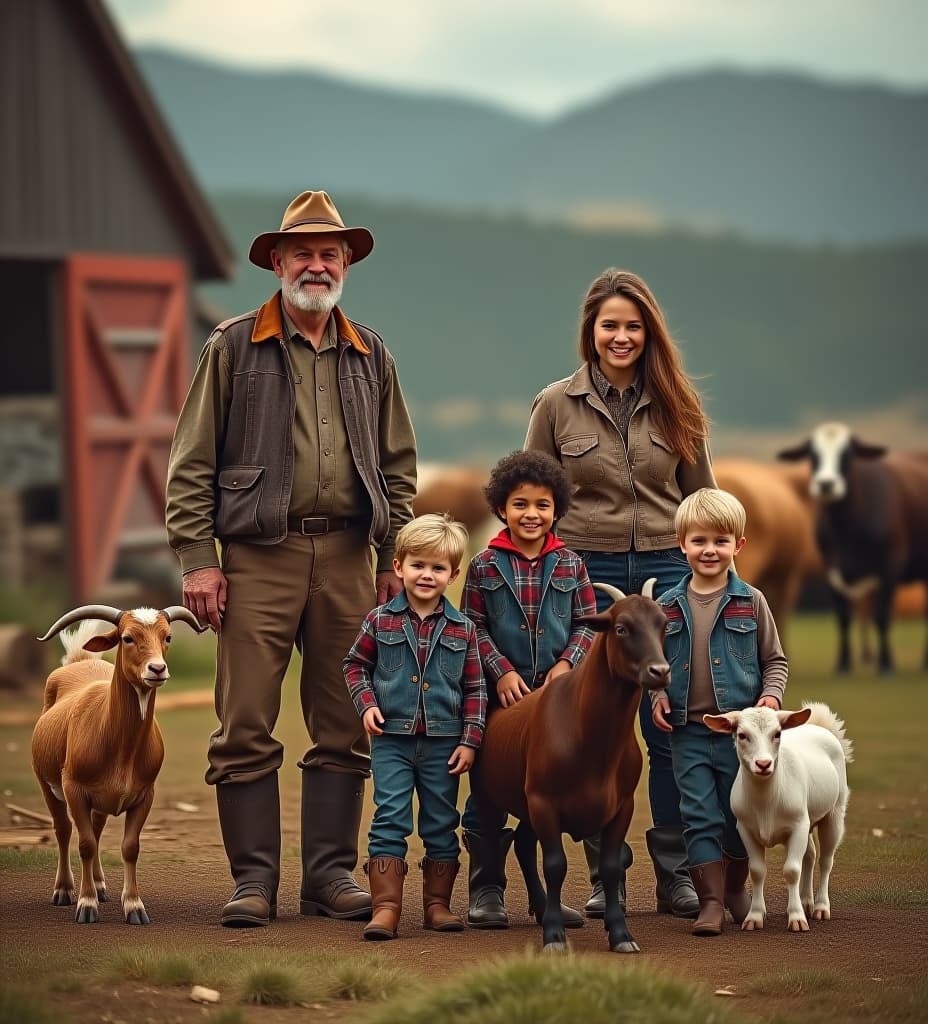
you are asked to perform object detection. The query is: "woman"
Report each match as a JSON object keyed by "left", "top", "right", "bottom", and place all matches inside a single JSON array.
[{"left": 525, "top": 268, "right": 715, "bottom": 919}]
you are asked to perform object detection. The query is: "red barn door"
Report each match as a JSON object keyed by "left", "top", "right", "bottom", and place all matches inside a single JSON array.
[{"left": 63, "top": 254, "right": 188, "bottom": 600}]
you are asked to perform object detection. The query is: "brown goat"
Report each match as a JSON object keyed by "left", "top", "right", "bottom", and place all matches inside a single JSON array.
[
  {"left": 32, "top": 604, "right": 205, "bottom": 924},
  {"left": 470, "top": 581, "right": 669, "bottom": 952}
]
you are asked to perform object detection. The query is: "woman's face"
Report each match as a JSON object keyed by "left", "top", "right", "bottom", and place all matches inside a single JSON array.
[{"left": 592, "top": 295, "right": 646, "bottom": 388}]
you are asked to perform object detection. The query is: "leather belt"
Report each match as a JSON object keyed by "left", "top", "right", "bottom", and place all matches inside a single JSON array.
[{"left": 287, "top": 516, "right": 364, "bottom": 536}]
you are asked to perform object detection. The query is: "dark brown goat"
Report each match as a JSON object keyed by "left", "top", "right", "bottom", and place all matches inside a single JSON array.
[
  {"left": 778, "top": 422, "right": 928, "bottom": 673},
  {"left": 470, "top": 581, "right": 669, "bottom": 952}
]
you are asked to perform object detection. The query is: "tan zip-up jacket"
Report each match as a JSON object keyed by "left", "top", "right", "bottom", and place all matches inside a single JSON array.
[{"left": 524, "top": 363, "right": 715, "bottom": 553}]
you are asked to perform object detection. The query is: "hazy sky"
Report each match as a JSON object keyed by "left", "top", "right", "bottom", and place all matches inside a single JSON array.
[{"left": 107, "top": 0, "right": 927, "bottom": 117}]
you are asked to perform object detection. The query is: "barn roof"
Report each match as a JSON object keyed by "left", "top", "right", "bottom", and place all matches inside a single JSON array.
[{"left": 71, "top": 0, "right": 235, "bottom": 280}]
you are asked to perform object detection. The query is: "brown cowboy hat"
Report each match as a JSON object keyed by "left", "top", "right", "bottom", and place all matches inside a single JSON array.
[{"left": 248, "top": 191, "right": 374, "bottom": 270}]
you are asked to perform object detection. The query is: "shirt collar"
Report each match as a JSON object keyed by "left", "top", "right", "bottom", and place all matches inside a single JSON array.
[{"left": 591, "top": 361, "right": 642, "bottom": 402}]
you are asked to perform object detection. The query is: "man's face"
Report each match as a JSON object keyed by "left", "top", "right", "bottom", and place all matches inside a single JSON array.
[{"left": 271, "top": 234, "right": 349, "bottom": 314}]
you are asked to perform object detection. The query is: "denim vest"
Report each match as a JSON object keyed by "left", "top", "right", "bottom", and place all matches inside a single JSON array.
[
  {"left": 474, "top": 550, "right": 579, "bottom": 686},
  {"left": 658, "top": 570, "right": 762, "bottom": 725},
  {"left": 372, "top": 592, "right": 472, "bottom": 738}
]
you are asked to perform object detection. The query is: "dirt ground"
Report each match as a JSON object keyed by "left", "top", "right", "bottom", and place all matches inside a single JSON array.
[{"left": 3, "top": 789, "right": 927, "bottom": 1024}]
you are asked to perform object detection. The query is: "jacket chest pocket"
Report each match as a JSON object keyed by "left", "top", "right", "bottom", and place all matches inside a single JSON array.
[
  {"left": 559, "top": 434, "right": 604, "bottom": 485},
  {"left": 549, "top": 576, "right": 578, "bottom": 619},
  {"left": 377, "top": 631, "right": 408, "bottom": 674},
  {"left": 663, "top": 616, "right": 684, "bottom": 663},
  {"left": 724, "top": 616, "right": 757, "bottom": 662},
  {"left": 479, "top": 576, "right": 509, "bottom": 619},
  {"left": 437, "top": 634, "right": 467, "bottom": 691},
  {"left": 648, "top": 431, "right": 677, "bottom": 484}
]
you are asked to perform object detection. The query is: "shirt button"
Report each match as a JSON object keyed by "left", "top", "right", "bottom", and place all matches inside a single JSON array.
[
  {"left": 324, "top": 449, "right": 331, "bottom": 457},
  {"left": 422, "top": 682, "right": 430, "bottom": 690},
  {"left": 321, "top": 417, "right": 328, "bottom": 424},
  {"left": 411, "top": 675, "right": 418, "bottom": 683},
  {"left": 537, "top": 628, "right": 545, "bottom": 635},
  {"left": 683, "top": 662, "right": 689, "bottom": 670},
  {"left": 713, "top": 658, "right": 721, "bottom": 665},
  {"left": 319, "top": 385, "right": 326, "bottom": 391},
  {"left": 403, "top": 723, "right": 411, "bottom": 730},
  {"left": 519, "top": 624, "right": 527, "bottom": 631}
]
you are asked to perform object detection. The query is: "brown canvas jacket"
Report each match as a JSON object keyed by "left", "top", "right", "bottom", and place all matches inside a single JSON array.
[
  {"left": 524, "top": 363, "right": 715, "bottom": 552},
  {"left": 166, "top": 293, "right": 417, "bottom": 574}
]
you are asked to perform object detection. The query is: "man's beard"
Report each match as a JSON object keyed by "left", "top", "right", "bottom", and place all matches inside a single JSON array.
[{"left": 282, "top": 271, "right": 343, "bottom": 313}]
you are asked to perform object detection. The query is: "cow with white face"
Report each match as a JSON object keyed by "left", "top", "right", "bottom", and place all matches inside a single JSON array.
[{"left": 779, "top": 424, "right": 928, "bottom": 674}]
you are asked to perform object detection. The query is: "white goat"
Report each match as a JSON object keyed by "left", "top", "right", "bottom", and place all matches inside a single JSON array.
[
  {"left": 704, "top": 702, "right": 852, "bottom": 932},
  {"left": 31, "top": 604, "right": 205, "bottom": 924}
]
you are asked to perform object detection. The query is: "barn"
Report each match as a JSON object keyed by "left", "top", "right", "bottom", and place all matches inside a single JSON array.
[{"left": 0, "top": 0, "right": 233, "bottom": 605}]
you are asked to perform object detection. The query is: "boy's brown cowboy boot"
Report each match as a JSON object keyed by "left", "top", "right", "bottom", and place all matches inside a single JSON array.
[
  {"left": 362, "top": 857, "right": 407, "bottom": 941},
  {"left": 689, "top": 860, "right": 726, "bottom": 936},
  {"left": 723, "top": 853, "right": 751, "bottom": 925},
  {"left": 421, "top": 858, "right": 465, "bottom": 931}
]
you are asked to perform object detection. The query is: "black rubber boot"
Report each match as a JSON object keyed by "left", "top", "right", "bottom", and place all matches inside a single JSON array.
[
  {"left": 582, "top": 837, "right": 633, "bottom": 918},
  {"left": 463, "top": 827, "right": 514, "bottom": 928},
  {"left": 299, "top": 768, "right": 372, "bottom": 920},
  {"left": 216, "top": 774, "right": 280, "bottom": 927},
  {"left": 646, "top": 826, "right": 700, "bottom": 918}
]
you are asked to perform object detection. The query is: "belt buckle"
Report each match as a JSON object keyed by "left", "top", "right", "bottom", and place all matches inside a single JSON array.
[{"left": 300, "top": 516, "right": 328, "bottom": 535}]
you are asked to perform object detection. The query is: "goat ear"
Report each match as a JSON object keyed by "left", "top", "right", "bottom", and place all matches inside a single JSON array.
[
  {"left": 703, "top": 712, "right": 738, "bottom": 733},
  {"left": 577, "top": 611, "right": 615, "bottom": 633},
  {"left": 778, "top": 707, "right": 812, "bottom": 729},
  {"left": 776, "top": 440, "right": 811, "bottom": 462},
  {"left": 83, "top": 629, "right": 120, "bottom": 653}
]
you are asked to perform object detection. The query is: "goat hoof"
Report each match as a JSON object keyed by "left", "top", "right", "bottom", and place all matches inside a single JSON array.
[
  {"left": 787, "top": 917, "right": 810, "bottom": 932},
  {"left": 75, "top": 904, "right": 98, "bottom": 924},
  {"left": 97, "top": 888, "right": 108, "bottom": 902},
  {"left": 542, "top": 941, "right": 567, "bottom": 954},
  {"left": 610, "top": 940, "right": 640, "bottom": 954},
  {"left": 52, "top": 890, "right": 74, "bottom": 906},
  {"left": 812, "top": 907, "right": 830, "bottom": 921},
  {"left": 126, "top": 908, "right": 150, "bottom": 925}
]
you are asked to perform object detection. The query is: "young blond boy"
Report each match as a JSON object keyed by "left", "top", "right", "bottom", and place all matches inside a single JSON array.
[
  {"left": 651, "top": 488, "right": 788, "bottom": 936},
  {"left": 344, "top": 513, "right": 486, "bottom": 940}
]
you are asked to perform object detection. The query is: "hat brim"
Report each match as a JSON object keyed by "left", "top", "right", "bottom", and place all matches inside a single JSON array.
[{"left": 248, "top": 225, "right": 374, "bottom": 270}]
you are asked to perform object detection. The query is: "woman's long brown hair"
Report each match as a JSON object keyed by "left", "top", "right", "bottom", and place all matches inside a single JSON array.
[{"left": 577, "top": 268, "right": 708, "bottom": 464}]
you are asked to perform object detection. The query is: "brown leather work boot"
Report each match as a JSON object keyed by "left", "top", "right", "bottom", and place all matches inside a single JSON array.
[
  {"left": 299, "top": 768, "right": 371, "bottom": 920},
  {"left": 421, "top": 858, "right": 464, "bottom": 932},
  {"left": 723, "top": 853, "right": 751, "bottom": 925},
  {"left": 689, "top": 860, "right": 725, "bottom": 936},
  {"left": 363, "top": 857, "right": 407, "bottom": 940}
]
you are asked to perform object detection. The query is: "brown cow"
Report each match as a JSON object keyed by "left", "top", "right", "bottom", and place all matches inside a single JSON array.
[
  {"left": 412, "top": 464, "right": 492, "bottom": 536},
  {"left": 713, "top": 458, "right": 821, "bottom": 631},
  {"left": 470, "top": 581, "right": 669, "bottom": 953}
]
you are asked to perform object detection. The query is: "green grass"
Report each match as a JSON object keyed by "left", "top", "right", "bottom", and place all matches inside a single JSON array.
[
  {"left": 239, "top": 962, "right": 301, "bottom": 1006},
  {"left": 107, "top": 949, "right": 197, "bottom": 987},
  {"left": 362, "top": 953, "right": 739, "bottom": 1024},
  {"left": 0, "top": 990, "right": 68, "bottom": 1024},
  {"left": 747, "top": 967, "right": 842, "bottom": 997}
]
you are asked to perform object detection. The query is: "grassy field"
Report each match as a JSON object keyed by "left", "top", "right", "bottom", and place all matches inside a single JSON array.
[{"left": 1, "top": 612, "right": 925, "bottom": 1023}]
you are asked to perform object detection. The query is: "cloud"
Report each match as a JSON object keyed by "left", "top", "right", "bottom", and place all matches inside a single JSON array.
[{"left": 106, "top": 0, "right": 928, "bottom": 116}]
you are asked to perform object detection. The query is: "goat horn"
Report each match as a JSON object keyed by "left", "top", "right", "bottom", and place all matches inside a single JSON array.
[
  {"left": 36, "top": 605, "right": 124, "bottom": 642},
  {"left": 641, "top": 578, "right": 657, "bottom": 600},
  {"left": 163, "top": 606, "right": 210, "bottom": 634},
  {"left": 592, "top": 582, "right": 626, "bottom": 603}
]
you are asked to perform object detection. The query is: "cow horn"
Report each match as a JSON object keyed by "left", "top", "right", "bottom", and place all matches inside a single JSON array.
[
  {"left": 36, "top": 605, "right": 124, "bottom": 642},
  {"left": 593, "top": 582, "right": 626, "bottom": 603},
  {"left": 163, "top": 606, "right": 209, "bottom": 634},
  {"left": 641, "top": 578, "right": 658, "bottom": 600}
]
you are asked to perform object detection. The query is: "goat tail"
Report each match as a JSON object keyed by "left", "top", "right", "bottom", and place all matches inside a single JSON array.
[
  {"left": 59, "top": 621, "right": 104, "bottom": 666},
  {"left": 802, "top": 701, "right": 854, "bottom": 763}
]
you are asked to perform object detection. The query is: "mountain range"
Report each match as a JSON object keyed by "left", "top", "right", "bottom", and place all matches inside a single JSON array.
[{"left": 137, "top": 48, "right": 928, "bottom": 246}]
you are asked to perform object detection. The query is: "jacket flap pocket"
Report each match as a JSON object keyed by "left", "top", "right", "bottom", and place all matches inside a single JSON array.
[
  {"left": 648, "top": 431, "right": 673, "bottom": 452},
  {"left": 480, "top": 576, "right": 506, "bottom": 591},
  {"left": 664, "top": 619, "right": 683, "bottom": 636},
  {"left": 550, "top": 576, "right": 579, "bottom": 593},
  {"left": 218, "top": 466, "right": 265, "bottom": 491},
  {"left": 438, "top": 634, "right": 467, "bottom": 653},
  {"left": 560, "top": 434, "right": 598, "bottom": 457},
  {"left": 379, "top": 631, "right": 407, "bottom": 646},
  {"left": 724, "top": 617, "right": 757, "bottom": 634}
]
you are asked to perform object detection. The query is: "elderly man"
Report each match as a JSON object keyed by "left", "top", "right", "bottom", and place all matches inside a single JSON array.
[{"left": 166, "top": 191, "right": 417, "bottom": 927}]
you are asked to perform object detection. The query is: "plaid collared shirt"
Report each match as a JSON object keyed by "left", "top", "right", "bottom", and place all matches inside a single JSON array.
[
  {"left": 591, "top": 362, "right": 642, "bottom": 445},
  {"left": 462, "top": 547, "right": 597, "bottom": 684},
  {"left": 344, "top": 600, "right": 486, "bottom": 748}
]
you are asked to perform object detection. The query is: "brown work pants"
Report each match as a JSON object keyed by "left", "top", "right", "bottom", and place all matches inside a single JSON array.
[{"left": 205, "top": 526, "right": 374, "bottom": 785}]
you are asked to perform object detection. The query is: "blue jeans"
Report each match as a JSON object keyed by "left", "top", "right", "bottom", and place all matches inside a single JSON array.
[
  {"left": 368, "top": 733, "right": 462, "bottom": 861},
  {"left": 579, "top": 547, "right": 690, "bottom": 829},
  {"left": 670, "top": 722, "right": 747, "bottom": 865}
]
